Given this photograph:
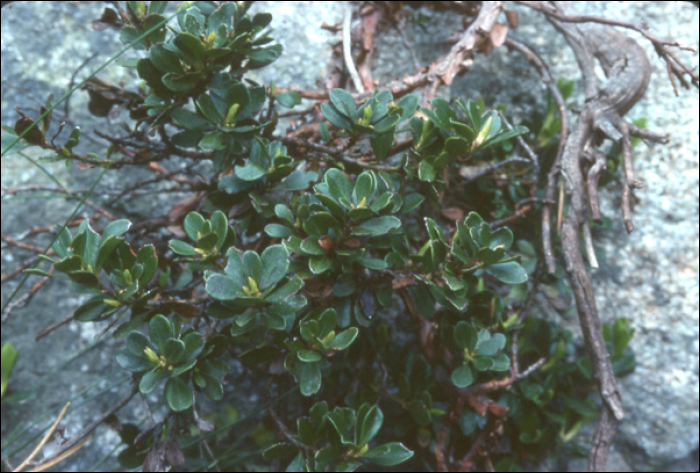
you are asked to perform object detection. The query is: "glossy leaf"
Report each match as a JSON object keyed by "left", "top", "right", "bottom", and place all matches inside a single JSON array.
[
  {"left": 165, "top": 376, "right": 193, "bottom": 411},
  {"left": 357, "top": 403, "right": 383, "bottom": 446},
  {"left": 299, "top": 360, "right": 322, "bottom": 396},
  {"left": 363, "top": 442, "right": 414, "bottom": 466},
  {"left": 327, "top": 327, "right": 358, "bottom": 350},
  {"left": 451, "top": 364, "right": 474, "bottom": 388},
  {"left": 485, "top": 261, "right": 528, "bottom": 284},
  {"left": 260, "top": 245, "right": 289, "bottom": 289},
  {"left": 149, "top": 314, "right": 173, "bottom": 353}
]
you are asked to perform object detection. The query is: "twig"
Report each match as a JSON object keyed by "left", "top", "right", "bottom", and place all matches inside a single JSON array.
[
  {"left": 343, "top": 3, "right": 365, "bottom": 94},
  {"left": 13, "top": 402, "right": 71, "bottom": 472},
  {"left": 34, "top": 384, "right": 139, "bottom": 468}
]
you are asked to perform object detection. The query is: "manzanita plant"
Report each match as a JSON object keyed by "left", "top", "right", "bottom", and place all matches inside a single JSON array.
[{"left": 1, "top": 1, "right": 652, "bottom": 471}]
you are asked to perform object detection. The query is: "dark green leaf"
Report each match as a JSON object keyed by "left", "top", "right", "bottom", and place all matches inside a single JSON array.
[
  {"left": 476, "top": 332, "right": 506, "bottom": 356},
  {"left": 116, "top": 350, "right": 153, "bottom": 372},
  {"left": 274, "top": 168, "right": 318, "bottom": 191},
  {"left": 370, "top": 131, "right": 394, "bottom": 161},
  {"left": 326, "top": 407, "right": 355, "bottom": 445},
  {"left": 485, "top": 261, "right": 528, "bottom": 284},
  {"left": 149, "top": 44, "right": 183, "bottom": 74},
  {"left": 297, "top": 350, "right": 322, "bottom": 363},
  {"left": 149, "top": 314, "right": 173, "bottom": 353},
  {"left": 260, "top": 245, "right": 289, "bottom": 289},
  {"left": 276, "top": 91, "right": 301, "bottom": 109},
  {"left": 357, "top": 403, "right": 383, "bottom": 446},
  {"left": 265, "top": 224, "right": 293, "bottom": 238},
  {"left": 169, "top": 239, "right": 198, "bottom": 256},
  {"left": 266, "top": 277, "right": 304, "bottom": 303},
  {"left": 418, "top": 161, "right": 435, "bottom": 182},
  {"left": 74, "top": 296, "right": 112, "bottom": 322},
  {"left": 327, "top": 327, "right": 358, "bottom": 350},
  {"left": 181, "top": 332, "right": 205, "bottom": 362},
  {"left": 164, "top": 339, "right": 185, "bottom": 364},
  {"left": 453, "top": 321, "right": 477, "bottom": 350},
  {"left": 329, "top": 89, "right": 358, "bottom": 121},
  {"left": 139, "top": 370, "right": 167, "bottom": 394},
  {"left": 174, "top": 33, "right": 205, "bottom": 67},
  {"left": 352, "top": 216, "right": 401, "bottom": 236},
  {"left": 321, "top": 102, "right": 353, "bottom": 131},
  {"left": 309, "top": 255, "right": 332, "bottom": 275},
  {"left": 363, "top": 442, "right": 414, "bottom": 466},
  {"left": 299, "top": 360, "right": 322, "bottom": 396},
  {"left": 206, "top": 274, "right": 244, "bottom": 300},
  {"left": 165, "top": 377, "right": 193, "bottom": 411},
  {"left": 451, "top": 364, "right": 474, "bottom": 388}
]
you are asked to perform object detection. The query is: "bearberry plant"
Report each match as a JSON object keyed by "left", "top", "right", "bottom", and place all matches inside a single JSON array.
[{"left": 2, "top": 1, "right": 650, "bottom": 471}]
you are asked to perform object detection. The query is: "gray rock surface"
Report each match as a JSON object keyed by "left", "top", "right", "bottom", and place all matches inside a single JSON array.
[{"left": 1, "top": 1, "right": 697, "bottom": 472}]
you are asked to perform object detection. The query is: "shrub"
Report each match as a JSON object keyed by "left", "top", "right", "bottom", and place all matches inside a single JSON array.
[{"left": 2, "top": 1, "right": 656, "bottom": 471}]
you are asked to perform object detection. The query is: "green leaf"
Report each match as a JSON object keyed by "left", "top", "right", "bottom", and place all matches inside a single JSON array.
[
  {"left": 196, "top": 94, "right": 223, "bottom": 124},
  {"left": 265, "top": 224, "right": 293, "bottom": 238},
  {"left": 326, "top": 407, "right": 355, "bottom": 445},
  {"left": 451, "top": 364, "right": 474, "bottom": 388},
  {"left": 149, "top": 314, "right": 173, "bottom": 353},
  {"left": 164, "top": 339, "right": 185, "bottom": 364},
  {"left": 472, "top": 356, "right": 494, "bottom": 371},
  {"left": 299, "top": 361, "right": 322, "bottom": 396},
  {"left": 169, "top": 239, "right": 198, "bottom": 256},
  {"left": 206, "top": 274, "right": 244, "bottom": 300},
  {"left": 370, "top": 131, "right": 394, "bottom": 161},
  {"left": 259, "top": 245, "right": 289, "bottom": 290},
  {"left": 482, "top": 126, "right": 528, "bottom": 148},
  {"left": 100, "top": 219, "right": 131, "bottom": 246},
  {"left": 210, "top": 210, "right": 229, "bottom": 249},
  {"left": 248, "top": 44, "right": 282, "bottom": 68},
  {"left": 181, "top": 332, "right": 205, "bottom": 362},
  {"left": 199, "top": 132, "right": 226, "bottom": 150},
  {"left": 223, "top": 248, "right": 246, "bottom": 287},
  {"left": 357, "top": 403, "right": 383, "bottom": 446},
  {"left": 476, "top": 332, "right": 506, "bottom": 356},
  {"left": 116, "top": 349, "right": 153, "bottom": 372},
  {"left": 357, "top": 258, "right": 387, "bottom": 270},
  {"left": 235, "top": 160, "right": 267, "bottom": 181},
  {"left": 329, "top": 89, "right": 358, "bottom": 121},
  {"left": 363, "top": 442, "right": 414, "bottom": 466},
  {"left": 321, "top": 102, "right": 353, "bottom": 131},
  {"left": 266, "top": 277, "right": 304, "bottom": 303},
  {"left": 139, "top": 370, "right": 167, "bottom": 394},
  {"left": 309, "top": 256, "right": 332, "bottom": 274},
  {"left": 489, "top": 226, "right": 513, "bottom": 250},
  {"left": 125, "top": 332, "right": 150, "bottom": 357},
  {"left": 136, "top": 245, "right": 158, "bottom": 285},
  {"left": 74, "top": 296, "right": 112, "bottom": 322},
  {"left": 174, "top": 33, "right": 205, "bottom": 67},
  {"left": 351, "top": 216, "right": 401, "bottom": 236},
  {"left": 485, "top": 261, "right": 528, "bottom": 284},
  {"left": 418, "top": 161, "right": 435, "bottom": 182},
  {"left": 297, "top": 350, "right": 322, "bottom": 363},
  {"left": 149, "top": 44, "right": 183, "bottom": 74},
  {"left": 327, "top": 327, "right": 358, "bottom": 350},
  {"left": 262, "top": 311, "right": 286, "bottom": 330},
  {"left": 274, "top": 168, "right": 318, "bottom": 191},
  {"left": 353, "top": 171, "right": 376, "bottom": 205},
  {"left": 1, "top": 343, "right": 19, "bottom": 400},
  {"left": 325, "top": 168, "right": 352, "bottom": 203},
  {"left": 95, "top": 235, "right": 124, "bottom": 273},
  {"left": 453, "top": 321, "right": 477, "bottom": 350},
  {"left": 183, "top": 212, "right": 205, "bottom": 242},
  {"left": 170, "top": 107, "right": 212, "bottom": 131},
  {"left": 276, "top": 91, "right": 301, "bottom": 108},
  {"left": 243, "top": 250, "right": 263, "bottom": 283},
  {"left": 165, "top": 377, "right": 193, "bottom": 411}
]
